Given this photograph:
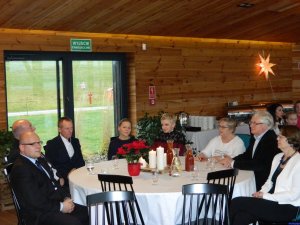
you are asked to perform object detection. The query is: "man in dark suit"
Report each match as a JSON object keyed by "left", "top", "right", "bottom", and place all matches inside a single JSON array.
[
  {"left": 44, "top": 117, "right": 85, "bottom": 186},
  {"left": 7, "top": 119, "right": 36, "bottom": 163},
  {"left": 220, "top": 111, "right": 280, "bottom": 191},
  {"left": 10, "top": 131, "right": 88, "bottom": 225}
]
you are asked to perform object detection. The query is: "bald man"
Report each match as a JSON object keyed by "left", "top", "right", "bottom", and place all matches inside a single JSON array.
[
  {"left": 10, "top": 131, "right": 88, "bottom": 225},
  {"left": 7, "top": 119, "right": 35, "bottom": 163}
]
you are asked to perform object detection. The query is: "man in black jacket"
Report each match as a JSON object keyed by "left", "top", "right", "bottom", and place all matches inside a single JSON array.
[
  {"left": 10, "top": 131, "right": 88, "bottom": 225},
  {"left": 220, "top": 111, "right": 280, "bottom": 190},
  {"left": 45, "top": 117, "right": 85, "bottom": 186}
]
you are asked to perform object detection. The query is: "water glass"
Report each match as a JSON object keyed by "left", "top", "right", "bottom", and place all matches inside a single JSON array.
[
  {"left": 206, "top": 157, "right": 216, "bottom": 171},
  {"left": 86, "top": 160, "right": 95, "bottom": 175},
  {"left": 151, "top": 170, "right": 159, "bottom": 185},
  {"left": 112, "top": 155, "right": 119, "bottom": 169},
  {"left": 191, "top": 165, "right": 199, "bottom": 181}
]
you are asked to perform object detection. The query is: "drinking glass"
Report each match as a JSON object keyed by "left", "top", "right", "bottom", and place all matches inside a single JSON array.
[
  {"left": 86, "top": 160, "right": 95, "bottom": 175},
  {"left": 112, "top": 155, "right": 119, "bottom": 169},
  {"left": 190, "top": 164, "right": 199, "bottom": 181},
  {"left": 151, "top": 170, "right": 159, "bottom": 185},
  {"left": 205, "top": 157, "right": 215, "bottom": 171}
]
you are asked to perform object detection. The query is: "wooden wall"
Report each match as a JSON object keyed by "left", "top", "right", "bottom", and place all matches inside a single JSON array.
[{"left": 0, "top": 29, "right": 296, "bottom": 131}]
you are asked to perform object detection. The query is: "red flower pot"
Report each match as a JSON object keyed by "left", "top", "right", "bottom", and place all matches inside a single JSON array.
[{"left": 127, "top": 163, "right": 141, "bottom": 176}]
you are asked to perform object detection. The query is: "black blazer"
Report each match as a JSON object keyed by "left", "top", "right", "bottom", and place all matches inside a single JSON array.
[
  {"left": 10, "top": 155, "right": 70, "bottom": 225},
  {"left": 44, "top": 136, "right": 85, "bottom": 182},
  {"left": 233, "top": 129, "right": 280, "bottom": 191}
]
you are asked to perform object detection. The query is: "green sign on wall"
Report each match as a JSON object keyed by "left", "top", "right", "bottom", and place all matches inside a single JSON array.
[{"left": 70, "top": 39, "right": 92, "bottom": 52}]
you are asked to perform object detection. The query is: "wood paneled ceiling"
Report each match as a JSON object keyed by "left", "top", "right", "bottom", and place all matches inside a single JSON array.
[{"left": 1, "top": 0, "right": 300, "bottom": 43}]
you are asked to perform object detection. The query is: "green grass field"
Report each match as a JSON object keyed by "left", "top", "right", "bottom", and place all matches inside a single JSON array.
[{"left": 6, "top": 60, "right": 115, "bottom": 158}]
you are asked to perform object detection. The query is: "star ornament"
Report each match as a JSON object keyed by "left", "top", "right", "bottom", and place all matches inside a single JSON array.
[{"left": 257, "top": 53, "right": 276, "bottom": 80}]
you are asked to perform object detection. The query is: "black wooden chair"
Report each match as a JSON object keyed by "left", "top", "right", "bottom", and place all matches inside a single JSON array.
[
  {"left": 181, "top": 183, "right": 230, "bottom": 225},
  {"left": 98, "top": 174, "right": 145, "bottom": 225},
  {"left": 3, "top": 163, "right": 27, "bottom": 225},
  {"left": 259, "top": 220, "right": 297, "bottom": 225},
  {"left": 86, "top": 191, "right": 144, "bottom": 225},
  {"left": 207, "top": 168, "right": 238, "bottom": 204}
]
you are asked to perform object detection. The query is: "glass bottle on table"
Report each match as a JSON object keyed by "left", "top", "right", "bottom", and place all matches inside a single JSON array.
[
  {"left": 170, "top": 148, "right": 182, "bottom": 177},
  {"left": 166, "top": 139, "right": 174, "bottom": 166},
  {"left": 185, "top": 144, "right": 194, "bottom": 171}
]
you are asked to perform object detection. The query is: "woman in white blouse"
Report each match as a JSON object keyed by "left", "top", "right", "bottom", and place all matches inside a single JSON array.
[
  {"left": 198, "top": 117, "right": 245, "bottom": 162},
  {"left": 230, "top": 125, "right": 300, "bottom": 224}
]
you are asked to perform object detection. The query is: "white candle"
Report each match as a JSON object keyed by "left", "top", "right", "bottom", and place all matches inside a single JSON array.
[
  {"left": 163, "top": 153, "right": 167, "bottom": 167},
  {"left": 149, "top": 150, "right": 156, "bottom": 169},
  {"left": 156, "top": 146, "right": 164, "bottom": 171}
]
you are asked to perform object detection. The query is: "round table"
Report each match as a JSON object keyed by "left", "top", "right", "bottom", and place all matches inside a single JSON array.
[{"left": 69, "top": 158, "right": 256, "bottom": 225}]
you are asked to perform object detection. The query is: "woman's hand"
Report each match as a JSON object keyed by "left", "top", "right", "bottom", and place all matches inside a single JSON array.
[{"left": 197, "top": 153, "right": 207, "bottom": 162}]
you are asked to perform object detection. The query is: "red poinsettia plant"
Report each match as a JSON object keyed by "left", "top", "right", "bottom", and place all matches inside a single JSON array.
[{"left": 117, "top": 140, "right": 150, "bottom": 163}]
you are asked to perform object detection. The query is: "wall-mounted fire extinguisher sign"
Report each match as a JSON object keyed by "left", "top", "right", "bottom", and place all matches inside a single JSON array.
[{"left": 149, "top": 85, "right": 156, "bottom": 105}]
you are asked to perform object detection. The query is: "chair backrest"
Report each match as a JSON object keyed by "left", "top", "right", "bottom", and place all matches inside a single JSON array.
[
  {"left": 236, "top": 133, "right": 251, "bottom": 149},
  {"left": 3, "top": 163, "right": 26, "bottom": 225},
  {"left": 86, "top": 191, "right": 144, "bottom": 225},
  {"left": 181, "top": 183, "right": 230, "bottom": 225},
  {"left": 98, "top": 174, "right": 144, "bottom": 225},
  {"left": 207, "top": 168, "right": 238, "bottom": 203},
  {"left": 98, "top": 174, "right": 134, "bottom": 191}
]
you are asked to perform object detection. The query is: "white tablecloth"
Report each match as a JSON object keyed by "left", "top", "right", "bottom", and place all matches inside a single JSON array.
[
  {"left": 69, "top": 158, "right": 255, "bottom": 225},
  {"left": 186, "top": 124, "right": 250, "bottom": 151}
]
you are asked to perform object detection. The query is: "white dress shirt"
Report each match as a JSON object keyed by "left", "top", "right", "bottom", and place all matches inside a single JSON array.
[{"left": 60, "top": 134, "right": 74, "bottom": 158}]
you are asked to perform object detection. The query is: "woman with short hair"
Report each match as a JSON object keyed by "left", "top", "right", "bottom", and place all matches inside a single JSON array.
[{"left": 230, "top": 125, "right": 300, "bottom": 224}]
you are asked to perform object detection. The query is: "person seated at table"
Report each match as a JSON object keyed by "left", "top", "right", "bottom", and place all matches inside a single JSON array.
[
  {"left": 10, "top": 131, "right": 89, "bottom": 225},
  {"left": 152, "top": 113, "right": 186, "bottom": 156},
  {"left": 285, "top": 111, "right": 298, "bottom": 126},
  {"left": 198, "top": 117, "right": 245, "bottom": 162},
  {"left": 294, "top": 101, "right": 300, "bottom": 128},
  {"left": 107, "top": 118, "right": 136, "bottom": 160},
  {"left": 7, "top": 119, "right": 36, "bottom": 163},
  {"left": 230, "top": 125, "right": 300, "bottom": 225},
  {"left": 267, "top": 103, "right": 285, "bottom": 134},
  {"left": 44, "top": 117, "right": 85, "bottom": 187},
  {"left": 219, "top": 111, "right": 280, "bottom": 191}
]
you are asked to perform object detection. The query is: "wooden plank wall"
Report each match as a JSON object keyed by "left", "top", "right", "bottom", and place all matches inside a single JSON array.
[
  {"left": 0, "top": 29, "right": 295, "bottom": 131},
  {"left": 292, "top": 44, "right": 300, "bottom": 100}
]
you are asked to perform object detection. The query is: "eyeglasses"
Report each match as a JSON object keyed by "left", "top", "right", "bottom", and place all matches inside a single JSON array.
[
  {"left": 218, "top": 125, "right": 229, "bottom": 129},
  {"left": 249, "top": 121, "right": 264, "bottom": 126},
  {"left": 21, "top": 141, "right": 43, "bottom": 146}
]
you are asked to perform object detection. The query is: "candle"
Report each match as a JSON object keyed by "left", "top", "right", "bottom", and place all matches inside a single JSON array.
[
  {"left": 164, "top": 153, "right": 167, "bottom": 167},
  {"left": 149, "top": 150, "right": 156, "bottom": 169},
  {"left": 156, "top": 146, "right": 164, "bottom": 171}
]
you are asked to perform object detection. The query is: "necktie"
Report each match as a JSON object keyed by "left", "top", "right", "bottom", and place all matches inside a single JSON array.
[{"left": 35, "top": 160, "right": 46, "bottom": 173}]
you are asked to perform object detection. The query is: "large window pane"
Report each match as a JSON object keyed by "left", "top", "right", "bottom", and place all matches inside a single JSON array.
[
  {"left": 72, "top": 61, "right": 115, "bottom": 157},
  {"left": 6, "top": 61, "right": 60, "bottom": 144}
]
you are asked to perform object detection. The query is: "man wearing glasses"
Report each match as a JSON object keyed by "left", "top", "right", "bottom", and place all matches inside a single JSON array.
[
  {"left": 220, "top": 111, "right": 280, "bottom": 191},
  {"left": 10, "top": 131, "right": 88, "bottom": 225}
]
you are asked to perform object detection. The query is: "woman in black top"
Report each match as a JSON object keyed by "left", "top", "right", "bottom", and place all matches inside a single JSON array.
[{"left": 107, "top": 118, "right": 135, "bottom": 160}]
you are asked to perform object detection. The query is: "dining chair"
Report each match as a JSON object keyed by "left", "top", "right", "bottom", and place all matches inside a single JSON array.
[
  {"left": 3, "top": 163, "right": 27, "bottom": 225},
  {"left": 86, "top": 191, "right": 144, "bottom": 225},
  {"left": 98, "top": 174, "right": 145, "bottom": 225},
  {"left": 207, "top": 168, "right": 238, "bottom": 204},
  {"left": 181, "top": 183, "right": 230, "bottom": 225}
]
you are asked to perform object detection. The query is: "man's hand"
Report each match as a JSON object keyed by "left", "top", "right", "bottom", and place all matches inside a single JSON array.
[
  {"left": 252, "top": 191, "right": 263, "bottom": 198},
  {"left": 219, "top": 155, "right": 233, "bottom": 168},
  {"left": 62, "top": 198, "right": 75, "bottom": 213},
  {"left": 59, "top": 178, "right": 65, "bottom": 186}
]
